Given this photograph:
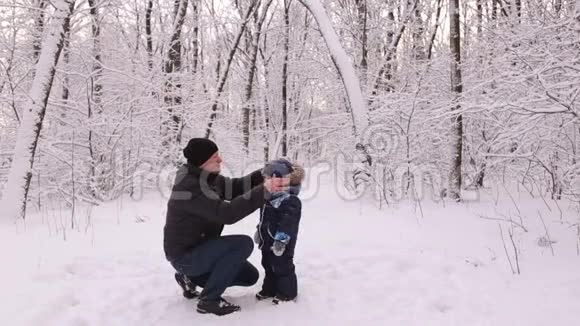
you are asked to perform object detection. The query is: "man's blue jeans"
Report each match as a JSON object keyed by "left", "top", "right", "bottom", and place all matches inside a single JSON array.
[{"left": 169, "top": 235, "right": 258, "bottom": 301}]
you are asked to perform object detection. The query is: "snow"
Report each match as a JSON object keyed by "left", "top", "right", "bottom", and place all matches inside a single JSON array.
[
  {"left": 2, "top": 171, "right": 580, "bottom": 325},
  {"left": 300, "top": 0, "right": 369, "bottom": 137}
]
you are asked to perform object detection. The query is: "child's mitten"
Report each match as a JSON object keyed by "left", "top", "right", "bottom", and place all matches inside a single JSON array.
[{"left": 271, "top": 232, "right": 291, "bottom": 256}]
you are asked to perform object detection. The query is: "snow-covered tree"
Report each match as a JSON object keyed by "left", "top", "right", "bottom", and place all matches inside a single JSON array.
[{"left": 2, "top": 0, "right": 76, "bottom": 220}]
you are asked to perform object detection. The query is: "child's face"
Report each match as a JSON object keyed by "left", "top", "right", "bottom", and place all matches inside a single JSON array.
[{"left": 264, "top": 175, "right": 291, "bottom": 193}]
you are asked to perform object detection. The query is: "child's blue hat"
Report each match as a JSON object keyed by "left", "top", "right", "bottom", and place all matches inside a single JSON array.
[{"left": 262, "top": 158, "right": 294, "bottom": 178}]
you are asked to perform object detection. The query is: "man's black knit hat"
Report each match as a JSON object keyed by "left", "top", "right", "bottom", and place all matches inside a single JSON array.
[{"left": 183, "top": 138, "right": 219, "bottom": 167}]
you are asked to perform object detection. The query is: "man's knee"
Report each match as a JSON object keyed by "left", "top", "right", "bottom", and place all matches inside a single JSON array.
[
  {"left": 243, "top": 262, "right": 259, "bottom": 285},
  {"left": 230, "top": 261, "right": 259, "bottom": 287},
  {"left": 239, "top": 235, "right": 254, "bottom": 258},
  {"left": 227, "top": 234, "right": 254, "bottom": 258},
  {"left": 248, "top": 268, "right": 259, "bottom": 285}
]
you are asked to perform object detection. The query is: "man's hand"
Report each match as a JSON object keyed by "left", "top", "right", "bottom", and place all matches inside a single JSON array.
[{"left": 264, "top": 177, "right": 289, "bottom": 193}]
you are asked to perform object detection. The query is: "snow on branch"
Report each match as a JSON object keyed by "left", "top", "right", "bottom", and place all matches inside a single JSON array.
[{"left": 298, "top": 0, "right": 368, "bottom": 140}]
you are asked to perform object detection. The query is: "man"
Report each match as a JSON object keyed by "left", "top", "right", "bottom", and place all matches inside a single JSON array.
[{"left": 164, "top": 138, "right": 287, "bottom": 316}]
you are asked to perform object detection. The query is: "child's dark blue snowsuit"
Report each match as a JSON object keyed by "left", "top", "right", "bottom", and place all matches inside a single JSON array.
[{"left": 256, "top": 187, "right": 302, "bottom": 300}]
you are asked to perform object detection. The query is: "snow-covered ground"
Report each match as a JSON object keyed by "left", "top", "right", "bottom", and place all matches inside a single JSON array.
[{"left": 2, "top": 175, "right": 580, "bottom": 326}]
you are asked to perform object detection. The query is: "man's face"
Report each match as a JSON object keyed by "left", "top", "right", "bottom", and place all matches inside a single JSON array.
[{"left": 200, "top": 152, "right": 222, "bottom": 173}]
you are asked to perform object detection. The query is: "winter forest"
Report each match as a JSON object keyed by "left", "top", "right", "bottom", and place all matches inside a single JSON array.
[{"left": 1, "top": 0, "right": 580, "bottom": 324}]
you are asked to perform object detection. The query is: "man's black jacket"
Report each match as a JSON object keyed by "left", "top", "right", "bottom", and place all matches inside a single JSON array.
[{"left": 164, "top": 164, "right": 265, "bottom": 260}]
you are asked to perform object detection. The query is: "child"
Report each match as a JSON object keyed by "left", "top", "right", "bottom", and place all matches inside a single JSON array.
[{"left": 255, "top": 158, "right": 304, "bottom": 304}]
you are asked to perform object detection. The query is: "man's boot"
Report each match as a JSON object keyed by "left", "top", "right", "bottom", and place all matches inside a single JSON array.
[
  {"left": 196, "top": 297, "right": 241, "bottom": 316},
  {"left": 174, "top": 273, "right": 200, "bottom": 299}
]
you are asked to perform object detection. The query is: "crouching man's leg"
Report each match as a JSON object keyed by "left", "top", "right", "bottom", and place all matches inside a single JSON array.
[
  {"left": 169, "top": 235, "right": 254, "bottom": 315},
  {"left": 189, "top": 260, "right": 259, "bottom": 288}
]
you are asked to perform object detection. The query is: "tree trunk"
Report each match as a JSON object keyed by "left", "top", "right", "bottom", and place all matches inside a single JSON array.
[
  {"left": 380, "top": 9, "right": 394, "bottom": 94},
  {"left": 61, "top": 27, "right": 70, "bottom": 103},
  {"left": 370, "top": 1, "right": 417, "bottom": 102},
  {"left": 32, "top": 0, "right": 47, "bottom": 64},
  {"left": 474, "top": 165, "right": 485, "bottom": 188},
  {"left": 259, "top": 34, "right": 273, "bottom": 161},
  {"left": 242, "top": 0, "right": 273, "bottom": 153},
  {"left": 86, "top": 0, "right": 106, "bottom": 199},
  {"left": 355, "top": 0, "right": 368, "bottom": 86},
  {"left": 163, "top": 0, "right": 188, "bottom": 154},
  {"left": 515, "top": 0, "right": 521, "bottom": 21},
  {"left": 499, "top": 0, "right": 510, "bottom": 18},
  {"left": 145, "top": 0, "right": 154, "bottom": 70},
  {"left": 88, "top": 0, "right": 103, "bottom": 112},
  {"left": 2, "top": 0, "right": 75, "bottom": 220},
  {"left": 427, "top": 0, "right": 443, "bottom": 60},
  {"left": 448, "top": 0, "right": 463, "bottom": 201},
  {"left": 205, "top": 1, "right": 257, "bottom": 138},
  {"left": 554, "top": 0, "right": 562, "bottom": 16},
  {"left": 281, "top": 0, "right": 291, "bottom": 157},
  {"left": 263, "top": 86, "right": 271, "bottom": 162},
  {"left": 411, "top": 0, "right": 424, "bottom": 60},
  {"left": 476, "top": 0, "right": 482, "bottom": 37},
  {"left": 191, "top": 0, "right": 200, "bottom": 74}
]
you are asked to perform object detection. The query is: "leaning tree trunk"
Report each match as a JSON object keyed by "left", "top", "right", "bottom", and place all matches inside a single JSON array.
[
  {"left": 298, "top": 0, "right": 368, "bottom": 139},
  {"left": 299, "top": 0, "right": 373, "bottom": 190},
  {"left": 448, "top": 0, "right": 463, "bottom": 201},
  {"left": 2, "top": 0, "right": 75, "bottom": 220}
]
